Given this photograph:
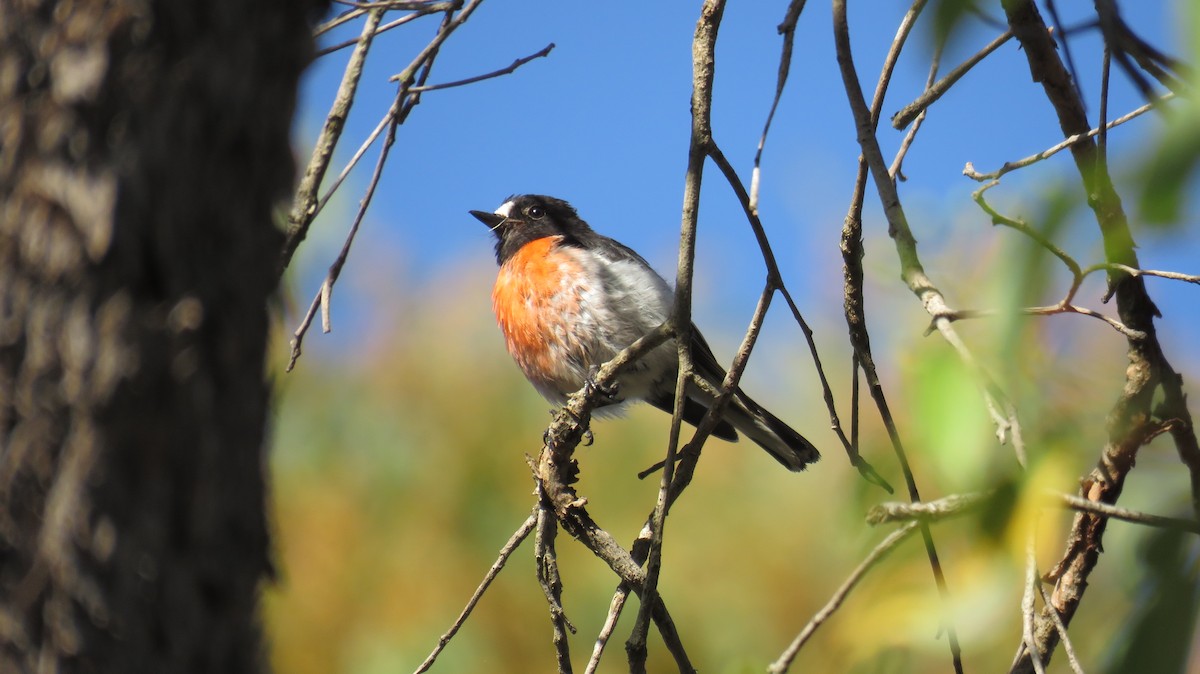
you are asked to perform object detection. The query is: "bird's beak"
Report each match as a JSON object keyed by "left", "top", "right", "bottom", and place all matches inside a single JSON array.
[{"left": 470, "top": 210, "right": 506, "bottom": 229}]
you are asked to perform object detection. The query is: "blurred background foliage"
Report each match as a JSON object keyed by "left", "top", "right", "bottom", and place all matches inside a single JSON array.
[
  {"left": 263, "top": 2, "right": 1200, "bottom": 672},
  {"left": 264, "top": 209, "right": 1198, "bottom": 673}
]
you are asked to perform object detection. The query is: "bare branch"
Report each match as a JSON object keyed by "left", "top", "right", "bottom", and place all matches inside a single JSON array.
[
  {"left": 287, "top": 79, "right": 402, "bottom": 371},
  {"left": 535, "top": 503, "right": 574, "bottom": 673},
  {"left": 583, "top": 584, "right": 630, "bottom": 674},
  {"left": 1019, "top": 529, "right": 1048, "bottom": 674},
  {"left": 334, "top": 0, "right": 451, "bottom": 8},
  {"left": 891, "top": 28, "right": 1014, "bottom": 129},
  {"left": 867, "top": 489, "right": 1200, "bottom": 534},
  {"left": 708, "top": 141, "right": 890, "bottom": 491},
  {"left": 890, "top": 39, "right": 942, "bottom": 181},
  {"left": 1101, "top": 263, "right": 1200, "bottom": 286},
  {"left": 530, "top": 320, "right": 696, "bottom": 673},
  {"left": 283, "top": 7, "right": 386, "bottom": 272},
  {"left": 1050, "top": 490, "right": 1200, "bottom": 534},
  {"left": 750, "top": 0, "right": 809, "bottom": 213},
  {"left": 1000, "top": 4, "right": 1197, "bottom": 667},
  {"left": 627, "top": 3, "right": 725, "bottom": 668},
  {"left": 832, "top": 2, "right": 965, "bottom": 669},
  {"left": 963, "top": 94, "right": 1174, "bottom": 182},
  {"left": 315, "top": 7, "right": 368, "bottom": 36},
  {"left": 1037, "top": 584, "right": 1086, "bottom": 674},
  {"left": 287, "top": 0, "right": 501, "bottom": 371},
  {"left": 406, "top": 43, "right": 555, "bottom": 91},
  {"left": 866, "top": 492, "right": 989, "bottom": 525},
  {"left": 316, "top": 8, "right": 451, "bottom": 58}
]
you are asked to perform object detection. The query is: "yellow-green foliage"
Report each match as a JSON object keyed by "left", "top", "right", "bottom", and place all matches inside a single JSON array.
[{"left": 264, "top": 248, "right": 1196, "bottom": 672}]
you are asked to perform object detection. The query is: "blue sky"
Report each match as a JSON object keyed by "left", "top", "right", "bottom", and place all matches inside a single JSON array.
[{"left": 290, "top": 1, "right": 1195, "bottom": 365}]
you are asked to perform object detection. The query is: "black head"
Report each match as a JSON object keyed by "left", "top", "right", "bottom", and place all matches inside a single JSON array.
[{"left": 469, "top": 194, "right": 596, "bottom": 265}]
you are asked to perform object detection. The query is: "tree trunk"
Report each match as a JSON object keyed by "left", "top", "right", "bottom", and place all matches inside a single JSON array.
[{"left": 0, "top": 1, "right": 321, "bottom": 671}]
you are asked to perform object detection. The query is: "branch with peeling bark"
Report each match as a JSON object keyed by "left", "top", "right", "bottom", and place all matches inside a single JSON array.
[{"left": 998, "top": 2, "right": 1199, "bottom": 671}]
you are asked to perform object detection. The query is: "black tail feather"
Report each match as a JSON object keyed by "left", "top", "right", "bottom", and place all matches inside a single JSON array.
[{"left": 729, "top": 391, "right": 821, "bottom": 471}]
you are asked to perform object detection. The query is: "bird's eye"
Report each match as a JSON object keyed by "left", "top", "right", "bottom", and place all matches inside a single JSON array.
[{"left": 527, "top": 205, "right": 545, "bottom": 220}]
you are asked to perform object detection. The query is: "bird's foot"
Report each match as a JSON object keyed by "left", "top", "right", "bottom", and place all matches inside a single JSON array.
[{"left": 584, "top": 365, "right": 621, "bottom": 405}]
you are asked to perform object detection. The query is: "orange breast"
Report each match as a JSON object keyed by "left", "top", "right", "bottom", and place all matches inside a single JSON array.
[{"left": 491, "top": 236, "right": 591, "bottom": 394}]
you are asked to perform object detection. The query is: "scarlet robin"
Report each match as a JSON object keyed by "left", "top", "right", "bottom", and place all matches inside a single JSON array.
[{"left": 470, "top": 194, "right": 819, "bottom": 471}]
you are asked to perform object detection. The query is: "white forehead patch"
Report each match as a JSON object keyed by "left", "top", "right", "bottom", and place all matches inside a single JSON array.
[{"left": 494, "top": 200, "right": 516, "bottom": 218}]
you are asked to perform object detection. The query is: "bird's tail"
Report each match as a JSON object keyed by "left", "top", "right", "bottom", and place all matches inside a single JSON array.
[{"left": 724, "top": 390, "right": 820, "bottom": 471}]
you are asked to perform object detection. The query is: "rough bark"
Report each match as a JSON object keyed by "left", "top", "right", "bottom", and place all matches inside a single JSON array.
[{"left": 0, "top": 1, "right": 321, "bottom": 671}]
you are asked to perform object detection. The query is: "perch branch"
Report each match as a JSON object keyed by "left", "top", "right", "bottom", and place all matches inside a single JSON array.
[{"left": 532, "top": 321, "right": 697, "bottom": 674}]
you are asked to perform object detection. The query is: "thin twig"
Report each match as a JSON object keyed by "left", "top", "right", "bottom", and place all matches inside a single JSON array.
[
  {"left": 866, "top": 489, "right": 1200, "bottom": 534},
  {"left": 287, "top": 75, "right": 404, "bottom": 371},
  {"left": 288, "top": 0, "right": 498, "bottom": 370},
  {"left": 889, "top": 38, "right": 942, "bottom": 181},
  {"left": 1099, "top": 46, "right": 1111, "bottom": 159},
  {"left": 315, "top": 7, "right": 367, "bottom": 36},
  {"left": 413, "top": 512, "right": 538, "bottom": 673},
  {"left": 866, "top": 492, "right": 989, "bottom": 525},
  {"left": 1101, "top": 263, "right": 1200, "bottom": 286},
  {"left": 1037, "top": 584, "right": 1086, "bottom": 674},
  {"left": 750, "top": 0, "right": 809, "bottom": 213},
  {"left": 891, "top": 28, "right": 1013, "bottom": 129},
  {"left": 708, "top": 141, "right": 890, "bottom": 491},
  {"left": 1050, "top": 491, "right": 1200, "bottom": 534},
  {"left": 779, "top": 287, "right": 892, "bottom": 492},
  {"left": 963, "top": 181, "right": 1148, "bottom": 341},
  {"left": 944, "top": 304, "right": 1144, "bottom": 340},
  {"left": 1002, "top": 2, "right": 1196, "bottom": 668},
  {"left": 334, "top": 0, "right": 448, "bottom": 8},
  {"left": 583, "top": 584, "right": 630, "bottom": 674},
  {"left": 963, "top": 94, "right": 1174, "bottom": 182},
  {"left": 1044, "top": 0, "right": 1085, "bottom": 111},
  {"left": 833, "top": 2, "right": 966, "bottom": 669},
  {"left": 316, "top": 8, "right": 449, "bottom": 58},
  {"left": 768, "top": 522, "right": 922, "bottom": 673},
  {"left": 404, "top": 42, "right": 554, "bottom": 90},
  {"left": 1020, "top": 527, "right": 1047, "bottom": 674},
  {"left": 626, "top": 4, "right": 725, "bottom": 669},
  {"left": 283, "top": 7, "right": 386, "bottom": 272}
]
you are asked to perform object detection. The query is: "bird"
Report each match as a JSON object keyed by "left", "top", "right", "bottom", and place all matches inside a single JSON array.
[{"left": 469, "top": 194, "right": 820, "bottom": 471}]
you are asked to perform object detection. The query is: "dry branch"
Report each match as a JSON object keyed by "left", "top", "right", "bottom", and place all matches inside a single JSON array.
[
  {"left": 1000, "top": 1, "right": 1199, "bottom": 670},
  {"left": 891, "top": 28, "right": 1014, "bottom": 129},
  {"left": 832, "top": 1, "right": 968, "bottom": 669}
]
